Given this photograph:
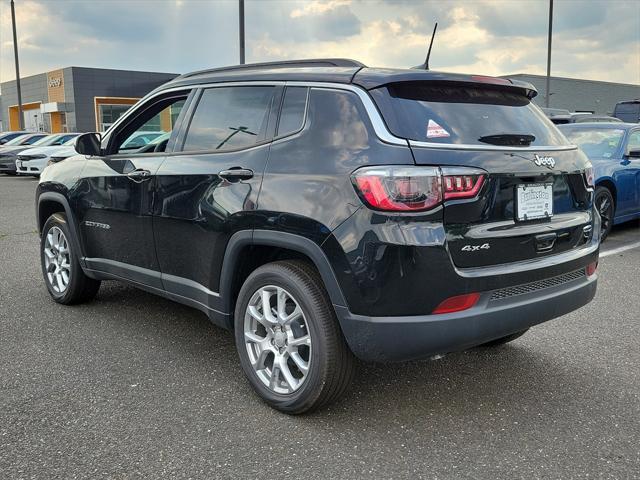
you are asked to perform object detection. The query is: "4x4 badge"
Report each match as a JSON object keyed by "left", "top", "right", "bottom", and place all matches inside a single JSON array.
[
  {"left": 533, "top": 154, "right": 555, "bottom": 169},
  {"left": 461, "top": 243, "right": 490, "bottom": 252}
]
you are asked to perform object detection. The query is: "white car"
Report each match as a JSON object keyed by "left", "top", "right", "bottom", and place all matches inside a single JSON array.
[{"left": 16, "top": 135, "right": 81, "bottom": 176}]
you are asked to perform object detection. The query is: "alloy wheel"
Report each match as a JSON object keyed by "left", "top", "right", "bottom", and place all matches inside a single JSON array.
[
  {"left": 43, "top": 226, "right": 71, "bottom": 293},
  {"left": 244, "top": 285, "right": 312, "bottom": 394}
]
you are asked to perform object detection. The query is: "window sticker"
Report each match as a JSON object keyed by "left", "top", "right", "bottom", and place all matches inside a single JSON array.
[{"left": 426, "top": 120, "right": 450, "bottom": 138}]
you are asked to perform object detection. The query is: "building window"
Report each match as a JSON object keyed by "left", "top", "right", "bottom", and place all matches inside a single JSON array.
[{"left": 98, "top": 104, "right": 134, "bottom": 131}]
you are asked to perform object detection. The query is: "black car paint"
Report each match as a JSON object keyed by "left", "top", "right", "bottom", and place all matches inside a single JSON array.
[{"left": 37, "top": 66, "right": 598, "bottom": 361}]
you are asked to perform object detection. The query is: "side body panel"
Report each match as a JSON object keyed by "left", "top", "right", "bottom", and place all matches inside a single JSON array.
[
  {"left": 152, "top": 145, "right": 270, "bottom": 306},
  {"left": 256, "top": 87, "right": 415, "bottom": 244},
  {"left": 71, "top": 154, "right": 165, "bottom": 286}
]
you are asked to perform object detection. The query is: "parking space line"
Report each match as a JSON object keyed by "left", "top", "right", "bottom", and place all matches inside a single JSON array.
[{"left": 600, "top": 240, "right": 640, "bottom": 258}]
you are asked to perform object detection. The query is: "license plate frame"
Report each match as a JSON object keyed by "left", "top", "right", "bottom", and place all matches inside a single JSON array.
[{"left": 515, "top": 183, "right": 553, "bottom": 221}]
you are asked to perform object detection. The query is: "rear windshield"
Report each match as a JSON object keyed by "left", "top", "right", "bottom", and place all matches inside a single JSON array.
[
  {"left": 559, "top": 127, "right": 624, "bottom": 158},
  {"left": 371, "top": 82, "right": 569, "bottom": 147}
]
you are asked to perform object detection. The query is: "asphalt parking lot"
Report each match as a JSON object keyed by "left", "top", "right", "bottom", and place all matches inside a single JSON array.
[{"left": 1, "top": 174, "right": 639, "bottom": 479}]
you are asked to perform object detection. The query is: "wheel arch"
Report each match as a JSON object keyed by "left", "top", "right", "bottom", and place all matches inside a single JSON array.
[
  {"left": 595, "top": 178, "right": 617, "bottom": 209},
  {"left": 219, "top": 230, "right": 348, "bottom": 328},
  {"left": 37, "top": 192, "right": 85, "bottom": 266}
]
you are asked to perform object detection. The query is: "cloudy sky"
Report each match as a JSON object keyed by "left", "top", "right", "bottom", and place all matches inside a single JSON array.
[{"left": 0, "top": 0, "right": 638, "bottom": 85}]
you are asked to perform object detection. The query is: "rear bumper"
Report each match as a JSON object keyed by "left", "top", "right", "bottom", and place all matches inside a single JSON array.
[{"left": 336, "top": 272, "right": 597, "bottom": 362}]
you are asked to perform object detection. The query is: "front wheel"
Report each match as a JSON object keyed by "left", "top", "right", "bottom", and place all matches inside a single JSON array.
[
  {"left": 234, "top": 260, "right": 356, "bottom": 414},
  {"left": 594, "top": 186, "right": 615, "bottom": 241},
  {"left": 41, "top": 213, "right": 101, "bottom": 304}
]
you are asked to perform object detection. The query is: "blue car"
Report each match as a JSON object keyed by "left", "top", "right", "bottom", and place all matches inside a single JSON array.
[{"left": 559, "top": 123, "right": 640, "bottom": 239}]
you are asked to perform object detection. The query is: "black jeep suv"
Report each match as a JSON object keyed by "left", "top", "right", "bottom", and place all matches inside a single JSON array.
[{"left": 36, "top": 59, "right": 599, "bottom": 413}]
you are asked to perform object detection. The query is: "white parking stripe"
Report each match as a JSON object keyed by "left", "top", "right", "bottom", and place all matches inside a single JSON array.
[{"left": 600, "top": 240, "right": 640, "bottom": 258}]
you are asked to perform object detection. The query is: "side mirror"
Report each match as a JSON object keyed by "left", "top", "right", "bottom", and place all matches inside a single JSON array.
[
  {"left": 75, "top": 133, "right": 102, "bottom": 156},
  {"left": 626, "top": 148, "right": 640, "bottom": 158}
]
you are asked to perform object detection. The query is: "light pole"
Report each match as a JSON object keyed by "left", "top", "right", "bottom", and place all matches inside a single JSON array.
[
  {"left": 239, "top": 0, "right": 245, "bottom": 64},
  {"left": 545, "top": 0, "right": 553, "bottom": 108},
  {"left": 10, "top": 0, "right": 25, "bottom": 130}
]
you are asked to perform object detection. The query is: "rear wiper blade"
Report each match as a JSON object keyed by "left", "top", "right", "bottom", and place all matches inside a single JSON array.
[{"left": 478, "top": 134, "right": 535, "bottom": 146}]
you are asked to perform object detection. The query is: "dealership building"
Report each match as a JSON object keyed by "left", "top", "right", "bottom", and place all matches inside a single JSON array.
[{"left": 0, "top": 67, "right": 177, "bottom": 133}]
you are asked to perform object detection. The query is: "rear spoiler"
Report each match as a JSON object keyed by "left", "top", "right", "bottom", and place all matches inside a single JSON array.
[{"left": 353, "top": 69, "right": 538, "bottom": 99}]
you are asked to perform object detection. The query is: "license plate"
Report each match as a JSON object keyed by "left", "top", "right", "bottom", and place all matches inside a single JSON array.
[{"left": 516, "top": 183, "right": 553, "bottom": 221}]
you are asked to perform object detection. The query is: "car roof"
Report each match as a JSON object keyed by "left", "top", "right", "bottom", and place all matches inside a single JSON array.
[{"left": 155, "top": 58, "right": 538, "bottom": 98}]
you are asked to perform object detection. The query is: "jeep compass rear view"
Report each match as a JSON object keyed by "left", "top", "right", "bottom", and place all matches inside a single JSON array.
[{"left": 36, "top": 59, "right": 599, "bottom": 413}]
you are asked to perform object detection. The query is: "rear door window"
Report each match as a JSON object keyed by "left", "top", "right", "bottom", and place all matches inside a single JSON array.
[
  {"left": 277, "top": 87, "right": 308, "bottom": 137},
  {"left": 183, "top": 86, "right": 276, "bottom": 152},
  {"left": 371, "top": 82, "right": 569, "bottom": 147}
]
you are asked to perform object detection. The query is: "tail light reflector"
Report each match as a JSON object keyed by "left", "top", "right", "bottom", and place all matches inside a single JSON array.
[
  {"left": 442, "top": 174, "right": 485, "bottom": 200},
  {"left": 586, "top": 261, "right": 598, "bottom": 277},
  {"left": 432, "top": 293, "right": 480, "bottom": 314}
]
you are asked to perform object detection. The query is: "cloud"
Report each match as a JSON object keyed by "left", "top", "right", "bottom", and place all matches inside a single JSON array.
[{"left": 0, "top": 0, "right": 638, "bottom": 86}]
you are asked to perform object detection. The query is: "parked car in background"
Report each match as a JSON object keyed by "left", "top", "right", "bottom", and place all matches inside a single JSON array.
[
  {"left": 540, "top": 107, "right": 570, "bottom": 120},
  {"left": 0, "top": 132, "right": 48, "bottom": 151},
  {"left": 613, "top": 100, "right": 640, "bottom": 123},
  {"left": 559, "top": 123, "right": 640, "bottom": 239},
  {"left": 0, "top": 133, "right": 61, "bottom": 174},
  {"left": 550, "top": 113, "right": 621, "bottom": 125},
  {"left": 16, "top": 134, "right": 82, "bottom": 176},
  {"left": 0, "top": 131, "right": 34, "bottom": 145},
  {"left": 36, "top": 59, "right": 599, "bottom": 413}
]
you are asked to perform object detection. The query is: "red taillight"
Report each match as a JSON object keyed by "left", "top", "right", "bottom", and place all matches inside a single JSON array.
[
  {"left": 352, "top": 166, "right": 486, "bottom": 212},
  {"left": 586, "top": 261, "right": 598, "bottom": 277},
  {"left": 353, "top": 166, "right": 442, "bottom": 211},
  {"left": 432, "top": 293, "right": 480, "bottom": 314},
  {"left": 442, "top": 174, "right": 485, "bottom": 200}
]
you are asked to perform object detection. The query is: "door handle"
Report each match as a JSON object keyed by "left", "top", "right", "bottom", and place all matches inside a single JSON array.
[
  {"left": 219, "top": 168, "right": 254, "bottom": 180},
  {"left": 127, "top": 168, "right": 152, "bottom": 181}
]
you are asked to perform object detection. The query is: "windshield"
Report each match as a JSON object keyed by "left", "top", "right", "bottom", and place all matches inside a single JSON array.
[
  {"left": 3, "top": 134, "right": 32, "bottom": 146},
  {"left": 63, "top": 135, "right": 80, "bottom": 146},
  {"left": 371, "top": 82, "right": 569, "bottom": 147},
  {"left": 560, "top": 127, "right": 624, "bottom": 158},
  {"left": 32, "top": 134, "right": 65, "bottom": 146}
]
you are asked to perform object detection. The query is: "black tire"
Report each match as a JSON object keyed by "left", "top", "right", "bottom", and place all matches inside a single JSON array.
[
  {"left": 234, "top": 260, "right": 356, "bottom": 414},
  {"left": 480, "top": 329, "right": 529, "bottom": 347},
  {"left": 594, "top": 186, "right": 615, "bottom": 241},
  {"left": 40, "top": 213, "right": 101, "bottom": 305}
]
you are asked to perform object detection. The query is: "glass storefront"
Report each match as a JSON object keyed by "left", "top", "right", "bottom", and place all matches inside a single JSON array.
[
  {"left": 98, "top": 104, "right": 133, "bottom": 132},
  {"left": 97, "top": 101, "right": 184, "bottom": 132}
]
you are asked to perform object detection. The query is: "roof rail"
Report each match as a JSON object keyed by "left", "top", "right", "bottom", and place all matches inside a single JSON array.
[{"left": 177, "top": 58, "right": 366, "bottom": 80}]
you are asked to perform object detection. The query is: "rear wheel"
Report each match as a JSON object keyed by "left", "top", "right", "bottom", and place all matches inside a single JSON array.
[
  {"left": 234, "top": 260, "right": 355, "bottom": 414},
  {"left": 594, "top": 186, "right": 614, "bottom": 241},
  {"left": 41, "top": 213, "right": 101, "bottom": 304},
  {"left": 480, "top": 329, "right": 529, "bottom": 347}
]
